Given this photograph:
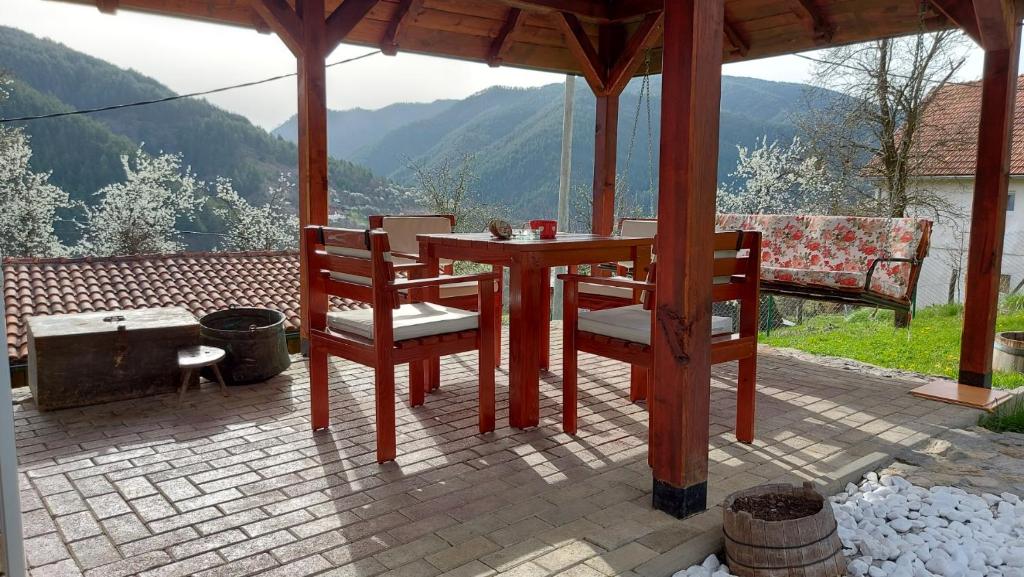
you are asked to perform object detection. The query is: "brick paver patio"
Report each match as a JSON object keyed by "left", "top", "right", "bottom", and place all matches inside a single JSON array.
[{"left": 12, "top": 328, "right": 978, "bottom": 577}]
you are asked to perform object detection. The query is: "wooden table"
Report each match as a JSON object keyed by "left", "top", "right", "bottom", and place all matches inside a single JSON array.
[{"left": 417, "top": 233, "right": 653, "bottom": 429}]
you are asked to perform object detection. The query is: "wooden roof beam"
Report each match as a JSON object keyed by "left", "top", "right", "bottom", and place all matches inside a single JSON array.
[
  {"left": 607, "top": 0, "right": 664, "bottom": 22},
  {"left": 325, "top": 0, "right": 380, "bottom": 51},
  {"left": 795, "top": 0, "right": 834, "bottom": 42},
  {"left": 381, "top": 0, "right": 416, "bottom": 55},
  {"left": 96, "top": 0, "right": 118, "bottom": 13},
  {"left": 555, "top": 12, "right": 606, "bottom": 93},
  {"left": 723, "top": 16, "right": 749, "bottom": 56},
  {"left": 973, "top": 0, "right": 1015, "bottom": 50},
  {"left": 251, "top": 0, "right": 303, "bottom": 55},
  {"left": 488, "top": 7, "right": 524, "bottom": 66},
  {"left": 501, "top": 0, "right": 608, "bottom": 21},
  {"left": 604, "top": 10, "right": 663, "bottom": 95},
  {"left": 930, "top": 0, "right": 983, "bottom": 45}
]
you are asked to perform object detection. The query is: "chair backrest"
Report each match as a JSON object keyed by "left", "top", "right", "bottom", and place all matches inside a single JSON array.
[
  {"left": 618, "top": 218, "right": 657, "bottom": 238},
  {"left": 644, "top": 230, "right": 761, "bottom": 308},
  {"left": 368, "top": 214, "right": 455, "bottom": 262},
  {"left": 305, "top": 226, "right": 395, "bottom": 312}
]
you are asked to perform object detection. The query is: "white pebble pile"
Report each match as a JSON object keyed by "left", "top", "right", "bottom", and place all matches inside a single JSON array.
[{"left": 673, "top": 472, "right": 1024, "bottom": 577}]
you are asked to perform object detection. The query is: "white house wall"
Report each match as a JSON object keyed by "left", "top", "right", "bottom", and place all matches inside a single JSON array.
[{"left": 912, "top": 176, "right": 1024, "bottom": 308}]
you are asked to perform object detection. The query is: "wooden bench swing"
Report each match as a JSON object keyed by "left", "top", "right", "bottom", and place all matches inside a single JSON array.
[{"left": 579, "top": 214, "right": 932, "bottom": 316}]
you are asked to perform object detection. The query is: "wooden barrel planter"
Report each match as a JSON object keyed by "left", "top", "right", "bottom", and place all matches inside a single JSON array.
[
  {"left": 723, "top": 482, "right": 846, "bottom": 577},
  {"left": 993, "top": 331, "right": 1024, "bottom": 374}
]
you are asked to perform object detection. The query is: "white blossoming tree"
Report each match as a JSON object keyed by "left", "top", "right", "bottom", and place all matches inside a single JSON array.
[
  {"left": 717, "top": 136, "right": 843, "bottom": 215},
  {"left": 213, "top": 174, "right": 298, "bottom": 251},
  {"left": 0, "top": 81, "right": 71, "bottom": 258},
  {"left": 81, "top": 147, "right": 204, "bottom": 256}
]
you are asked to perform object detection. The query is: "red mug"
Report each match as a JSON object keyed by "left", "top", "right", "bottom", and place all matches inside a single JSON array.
[{"left": 529, "top": 219, "right": 557, "bottom": 240}]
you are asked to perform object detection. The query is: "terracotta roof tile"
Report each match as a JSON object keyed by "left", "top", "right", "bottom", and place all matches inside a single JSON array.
[
  {"left": 906, "top": 76, "right": 1024, "bottom": 177},
  {"left": 2, "top": 251, "right": 367, "bottom": 364}
]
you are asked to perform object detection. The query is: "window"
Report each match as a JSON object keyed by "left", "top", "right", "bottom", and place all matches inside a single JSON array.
[{"left": 1008, "top": 193, "right": 1016, "bottom": 212}]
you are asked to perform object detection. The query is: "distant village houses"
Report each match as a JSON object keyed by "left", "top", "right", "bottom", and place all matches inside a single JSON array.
[{"left": 905, "top": 76, "right": 1024, "bottom": 308}]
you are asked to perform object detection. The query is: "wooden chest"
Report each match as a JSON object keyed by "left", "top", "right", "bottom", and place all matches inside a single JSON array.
[{"left": 27, "top": 308, "right": 199, "bottom": 411}]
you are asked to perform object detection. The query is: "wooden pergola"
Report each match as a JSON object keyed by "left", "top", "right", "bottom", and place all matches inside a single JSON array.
[{"left": 48, "top": 0, "right": 1020, "bottom": 517}]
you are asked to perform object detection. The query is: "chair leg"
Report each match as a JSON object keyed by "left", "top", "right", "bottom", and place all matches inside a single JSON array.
[
  {"left": 211, "top": 364, "right": 229, "bottom": 397},
  {"left": 494, "top": 302, "right": 502, "bottom": 366},
  {"left": 177, "top": 369, "right": 192, "bottom": 405},
  {"left": 376, "top": 363, "right": 397, "bottom": 463},
  {"left": 629, "top": 366, "right": 648, "bottom": 402},
  {"left": 479, "top": 339, "right": 496, "bottom": 435},
  {"left": 427, "top": 357, "right": 440, "bottom": 391},
  {"left": 310, "top": 347, "right": 330, "bottom": 431},
  {"left": 736, "top": 356, "right": 757, "bottom": 443},
  {"left": 563, "top": 333, "right": 578, "bottom": 435},
  {"left": 409, "top": 362, "right": 425, "bottom": 407}
]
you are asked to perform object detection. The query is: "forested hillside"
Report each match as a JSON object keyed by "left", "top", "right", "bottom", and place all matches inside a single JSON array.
[
  {"left": 0, "top": 26, "right": 406, "bottom": 246},
  {"left": 274, "top": 76, "right": 846, "bottom": 216}
]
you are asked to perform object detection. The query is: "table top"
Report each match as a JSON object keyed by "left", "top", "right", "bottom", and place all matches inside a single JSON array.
[{"left": 417, "top": 233, "right": 653, "bottom": 253}]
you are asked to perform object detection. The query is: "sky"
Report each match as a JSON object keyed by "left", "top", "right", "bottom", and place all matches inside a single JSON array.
[{"left": 2, "top": 0, "right": 989, "bottom": 131}]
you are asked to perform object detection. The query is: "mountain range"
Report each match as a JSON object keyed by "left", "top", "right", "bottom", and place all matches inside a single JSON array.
[
  {"left": 274, "top": 76, "right": 845, "bottom": 217},
  {"left": 0, "top": 26, "right": 406, "bottom": 247}
]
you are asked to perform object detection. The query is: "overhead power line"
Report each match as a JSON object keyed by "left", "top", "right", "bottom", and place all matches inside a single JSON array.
[{"left": 0, "top": 50, "right": 381, "bottom": 125}]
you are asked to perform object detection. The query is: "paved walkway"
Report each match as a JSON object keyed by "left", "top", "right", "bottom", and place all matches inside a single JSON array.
[{"left": 12, "top": 331, "right": 979, "bottom": 577}]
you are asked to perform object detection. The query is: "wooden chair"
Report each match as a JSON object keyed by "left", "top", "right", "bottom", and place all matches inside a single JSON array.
[
  {"left": 578, "top": 217, "right": 657, "bottom": 311},
  {"left": 561, "top": 230, "right": 761, "bottom": 442},
  {"left": 304, "top": 225, "right": 499, "bottom": 463},
  {"left": 369, "top": 214, "right": 503, "bottom": 366}
]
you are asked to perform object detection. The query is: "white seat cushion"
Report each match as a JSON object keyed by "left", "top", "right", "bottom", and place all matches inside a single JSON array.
[
  {"left": 327, "top": 303, "right": 478, "bottom": 341},
  {"left": 578, "top": 304, "right": 733, "bottom": 345}
]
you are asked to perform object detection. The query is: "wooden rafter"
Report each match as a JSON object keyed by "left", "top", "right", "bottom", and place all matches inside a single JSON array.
[
  {"left": 930, "top": 0, "right": 982, "bottom": 45},
  {"left": 608, "top": 0, "right": 664, "bottom": 22},
  {"left": 325, "top": 0, "right": 380, "bottom": 50},
  {"left": 973, "top": 0, "right": 1015, "bottom": 50},
  {"left": 96, "top": 0, "right": 118, "bottom": 13},
  {"left": 724, "top": 16, "right": 749, "bottom": 56},
  {"left": 554, "top": 12, "right": 606, "bottom": 93},
  {"left": 604, "top": 11, "right": 663, "bottom": 95},
  {"left": 381, "top": 0, "right": 415, "bottom": 55},
  {"left": 488, "top": 7, "right": 524, "bottom": 66},
  {"left": 251, "top": 11, "right": 272, "bottom": 34},
  {"left": 485, "top": 7, "right": 524, "bottom": 67},
  {"left": 251, "top": 0, "right": 303, "bottom": 55},
  {"left": 795, "top": 0, "right": 834, "bottom": 42},
  {"left": 500, "top": 0, "right": 607, "bottom": 21}
]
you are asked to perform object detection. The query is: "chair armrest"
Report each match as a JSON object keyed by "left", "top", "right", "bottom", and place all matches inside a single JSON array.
[
  {"left": 393, "top": 262, "right": 428, "bottom": 275},
  {"left": 865, "top": 257, "right": 920, "bottom": 291},
  {"left": 391, "top": 250, "right": 422, "bottom": 262},
  {"left": 558, "top": 273, "right": 654, "bottom": 291},
  {"left": 391, "top": 272, "right": 501, "bottom": 291}
]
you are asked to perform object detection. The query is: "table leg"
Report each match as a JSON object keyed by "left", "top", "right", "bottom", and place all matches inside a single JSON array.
[
  {"left": 508, "top": 264, "right": 542, "bottom": 428},
  {"left": 540, "top": 267, "right": 551, "bottom": 371},
  {"left": 419, "top": 240, "right": 442, "bottom": 392},
  {"left": 177, "top": 369, "right": 191, "bottom": 405}
]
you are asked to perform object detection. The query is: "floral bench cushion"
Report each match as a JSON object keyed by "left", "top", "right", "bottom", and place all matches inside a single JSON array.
[{"left": 715, "top": 214, "right": 931, "bottom": 303}]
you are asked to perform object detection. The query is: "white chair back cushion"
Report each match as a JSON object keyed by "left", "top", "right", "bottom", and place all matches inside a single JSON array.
[
  {"left": 381, "top": 216, "right": 453, "bottom": 260},
  {"left": 324, "top": 244, "right": 391, "bottom": 286},
  {"left": 619, "top": 219, "right": 657, "bottom": 238}
]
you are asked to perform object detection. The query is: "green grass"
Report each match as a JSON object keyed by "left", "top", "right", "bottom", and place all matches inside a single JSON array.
[
  {"left": 761, "top": 302, "right": 1024, "bottom": 390},
  {"left": 978, "top": 397, "right": 1024, "bottom": 433}
]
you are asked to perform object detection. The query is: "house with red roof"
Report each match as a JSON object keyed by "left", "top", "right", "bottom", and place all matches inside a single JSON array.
[{"left": 907, "top": 76, "right": 1024, "bottom": 307}]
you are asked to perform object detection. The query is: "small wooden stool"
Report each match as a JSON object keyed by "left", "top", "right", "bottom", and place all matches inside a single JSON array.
[{"left": 177, "top": 345, "right": 228, "bottom": 404}]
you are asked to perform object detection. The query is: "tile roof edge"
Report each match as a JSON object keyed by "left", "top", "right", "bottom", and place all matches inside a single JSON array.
[{"left": 2, "top": 250, "right": 300, "bottom": 266}]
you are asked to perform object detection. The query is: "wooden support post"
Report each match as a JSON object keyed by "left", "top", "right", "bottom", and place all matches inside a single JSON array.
[
  {"left": 958, "top": 22, "right": 1021, "bottom": 388},
  {"left": 296, "top": 0, "right": 330, "bottom": 345},
  {"left": 649, "top": 0, "right": 724, "bottom": 518},
  {"left": 591, "top": 25, "right": 623, "bottom": 237},
  {"left": 592, "top": 93, "right": 619, "bottom": 236}
]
